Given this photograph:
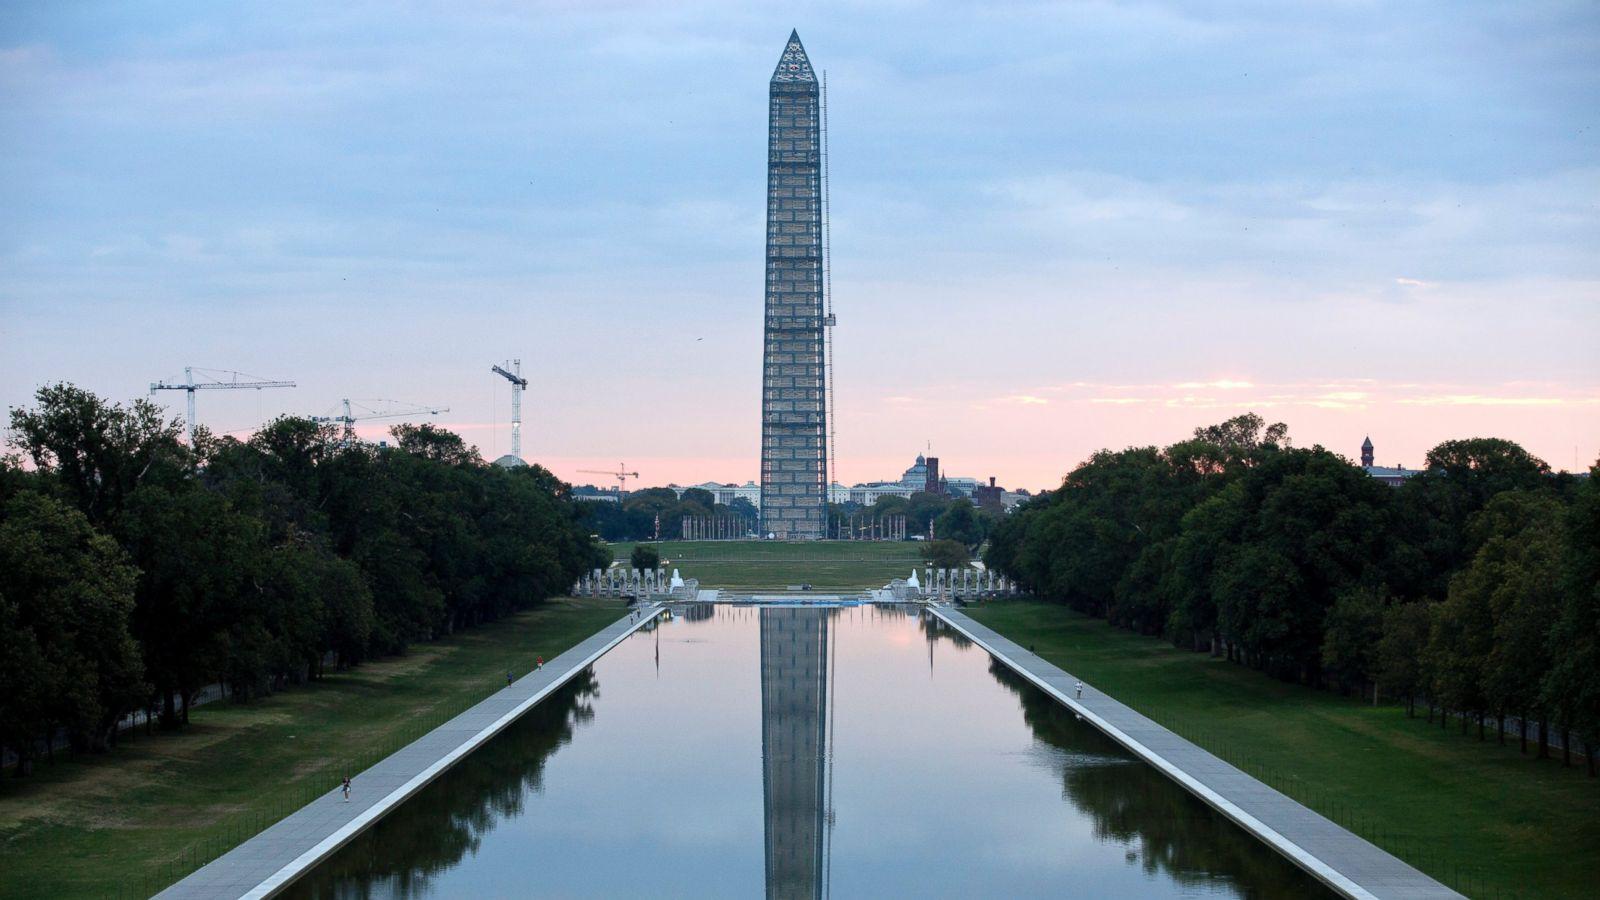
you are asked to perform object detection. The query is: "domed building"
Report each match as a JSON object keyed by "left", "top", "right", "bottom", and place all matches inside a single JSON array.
[{"left": 899, "top": 454, "right": 928, "bottom": 488}]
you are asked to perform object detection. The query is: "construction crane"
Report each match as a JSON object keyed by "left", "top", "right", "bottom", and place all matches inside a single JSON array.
[
  {"left": 579, "top": 464, "right": 639, "bottom": 493},
  {"left": 149, "top": 366, "right": 295, "bottom": 445},
  {"left": 311, "top": 399, "right": 449, "bottom": 437},
  {"left": 491, "top": 360, "right": 529, "bottom": 459}
]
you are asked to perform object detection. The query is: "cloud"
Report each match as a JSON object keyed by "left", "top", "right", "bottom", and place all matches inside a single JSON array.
[
  {"left": 1397, "top": 394, "right": 1598, "bottom": 407},
  {"left": 1174, "top": 379, "right": 1254, "bottom": 390},
  {"left": 1042, "top": 379, "right": 1598, "bottom": 413}
]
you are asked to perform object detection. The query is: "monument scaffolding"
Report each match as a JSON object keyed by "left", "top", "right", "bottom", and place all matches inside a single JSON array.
[
  {"left": 821, "top": 71, "right": 838, "bottom": 538},
  {"left": 760, "top": 31, "right": 829, "bottom": 540}
]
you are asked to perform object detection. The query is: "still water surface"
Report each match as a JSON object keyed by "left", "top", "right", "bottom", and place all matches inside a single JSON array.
[{"left": 289, "top": 605, "right": 1330, "bottom": 898}]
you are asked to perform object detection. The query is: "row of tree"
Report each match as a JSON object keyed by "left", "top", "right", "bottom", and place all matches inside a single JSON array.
[
  {"left": 580, "top": 487, "right": 759, "bottom": 541},
  {"left": 580, "top": 481, "right": 1003, "bottom": 547},
  {"left": 1, "top": 384, "right": 606, "bottom": 775},
  {"left": 985, "top": 414, "right": 1599, "bottom": 773}
]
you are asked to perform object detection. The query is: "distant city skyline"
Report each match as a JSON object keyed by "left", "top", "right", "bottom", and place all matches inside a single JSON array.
[{"left": 4, "top": 2, "right": 1597, "bottom": 491}]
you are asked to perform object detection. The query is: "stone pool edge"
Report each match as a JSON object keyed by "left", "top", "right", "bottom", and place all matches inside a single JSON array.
[
  {"left": 926, "top": 605, "right": 1459, "bottom": 900},
  {"left": 157, "top": 604, "right": 665, "bottom": 900}
]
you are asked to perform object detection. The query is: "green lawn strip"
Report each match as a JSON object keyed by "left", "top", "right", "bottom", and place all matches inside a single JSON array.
[
  {"left": 967, "top": 600, "right": 1600, "bottom": 900},
  {"left": 611, "top": 540, "right": 923, "bottom": 590},
  {"left": 0, "top": 597, "right": 626, "bottom": 900},
  {"left": 680, "top": 560, "right": 921, "bottom": 591},
  {"left": 611, "top": 539, "right": 923, "bottom": 563}
]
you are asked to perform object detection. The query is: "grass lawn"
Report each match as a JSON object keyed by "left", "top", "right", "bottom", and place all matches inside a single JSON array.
[
  {"left": 610, "top": 540, "right": 924, "bottom": 591},
  {"left": 0, "top": 596, "right": 626, "bottom": 900},
  {"left": 968, "top": 600, "right": 1600, "bottom": 900}
]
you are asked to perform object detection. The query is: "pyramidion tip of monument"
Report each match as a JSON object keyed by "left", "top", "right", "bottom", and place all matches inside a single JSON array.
[{"left": 772, "top": 30, "right": 816, "bottom": 83}]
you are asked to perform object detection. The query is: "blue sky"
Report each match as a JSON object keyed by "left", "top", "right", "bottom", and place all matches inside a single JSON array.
[{"left": 3, "top": 1, "right": 1597, "bottom": 487}]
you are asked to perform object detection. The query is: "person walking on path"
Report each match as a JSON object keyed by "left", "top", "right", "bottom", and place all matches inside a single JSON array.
[
  {"left": 536, "top": 655, "right": 544, "bottom": 670},
  {"left": 506, "top": 669, "right": 514, "bottom": 686},
  {"left": 1075, "top": 681, "right": 1084, "bottom": 699},
  {"left": 341, "top": 775, "right": 351, "bottom": 803}
]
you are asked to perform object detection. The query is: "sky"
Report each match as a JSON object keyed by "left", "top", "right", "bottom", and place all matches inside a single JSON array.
[{"left": 2, "top": 0, "right": 1597, "bottom": 491}]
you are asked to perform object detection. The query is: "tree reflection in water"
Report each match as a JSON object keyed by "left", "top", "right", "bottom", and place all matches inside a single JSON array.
[
  {"left": 920, "top": 615, "right": 1331, "bottom": 899},
  {"left": 283, "top": 668, "right": 600, "bottom": 900}
]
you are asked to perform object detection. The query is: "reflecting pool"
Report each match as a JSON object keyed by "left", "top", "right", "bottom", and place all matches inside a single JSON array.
[{"left": 288, "top": 605, "right": 1330, "bottom": 898}]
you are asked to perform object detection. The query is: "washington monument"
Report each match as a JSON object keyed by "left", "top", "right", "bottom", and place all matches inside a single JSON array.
[{"left": 760, "top": 30, "right": 830, "bottom": 540}]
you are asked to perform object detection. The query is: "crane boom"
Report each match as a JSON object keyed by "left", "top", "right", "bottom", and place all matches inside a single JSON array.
[
  {"left": 149, "top": 366, "right": 296, "bottom": 445},
  {"left": 577, "top": 463, "right": 639, "bottom": 492},
  {"left": 491, "top": 360, "right": 529, "bottom": 459},
  {"left": 311, "top": 399, "right": 449, "bottom": 435}
]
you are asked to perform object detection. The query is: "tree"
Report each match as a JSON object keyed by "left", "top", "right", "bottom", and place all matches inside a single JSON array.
[
  {"left": 580, "top": 500, "right": 654, "bottom": 542},
  {"left": 933, "top": 498, "right": 984, "bottom": 548},
  {"left": 1191, "top": 413, "right": 1288, "bottom": 463},
  {"left": 1474, "top": 492, "right": 1566, "bottom": 752},
  {"left": 631, "top": 544, "right": 661, "bottom": 571},
  {"left": 0, "top": 490, "right": 144, "bottom": 769},
  {"left": 1206, "top": 448, "right": 1392, "bottom": 682},
  {"left": 905, "top": 492, "right": 953, "bottom": 537},
  {"left": 680, "top": 488, "right": 715, "bottom": 510},
  {"left": 1390, "top": 438, "right": 1550, "bottom": 600},
  {"left": 923, "top": 539, "right": 970, "bottom": 569},
  {"left": 1428, "top": 572, "right": 1493, "bottom": 739},
  {"left": 390, "top": 423, "right": 481, "bottom": 466},
  {"left": 1321, "top": 587, "right": 1386, "bottom": 698},
  {"left": 1376, "top": 601, "right": 1432, "bottom": 717},
  {"left": 1544, "top": 464, "right": 1600, "bottom": 773},
  {"left": 8, "top": 383, "right": 188, "bottom": 526},
  {"left": 118, "top": 482, "right": 262, "bottom": 727}
]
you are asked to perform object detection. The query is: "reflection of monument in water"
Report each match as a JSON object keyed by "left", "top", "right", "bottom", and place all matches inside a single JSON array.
[{"left": 759, "top": 607, "right": 832, "bottom": 900}]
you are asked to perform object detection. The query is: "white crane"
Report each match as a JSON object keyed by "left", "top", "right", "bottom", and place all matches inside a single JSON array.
[
  {"left": 149, "top": 366, "right": 295, "bottom": 445},
  {"left": 578, "top": 464, "right": 639, "bottom": 493},
  {"left": 491, "top": 360, "right": 529, "bottom": 459},
  {"left": 311, "top": 399, "right": 449, "bottom": 438}
]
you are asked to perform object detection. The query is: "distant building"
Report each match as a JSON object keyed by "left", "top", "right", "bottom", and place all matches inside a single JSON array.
[
  {"left": 899, "top": 454, "right": 929, "bottom": 488},
  {"left": 973, "top": 476, "right": 1003, "bottom": 505},
  {"left": 669, "top": 481, "right": 762, "bottom": 508},
  {"left": 1000, "top": 490, "right": 1032, "bottom": 509},
  {"left": 653, "top": 450, "right": 1023, "bottom": 515},
  {"left": 573, "top": 484, "right": 622, "bottom": 503},
  {"left": 944, "top": 476, "right": 980, "bottom": 496},
  {"left": 848, "top": 483, "right": 916, "bottom": 505},
  {"left": 1359, "top": 436, "right": 1418, "bottom": 487}
]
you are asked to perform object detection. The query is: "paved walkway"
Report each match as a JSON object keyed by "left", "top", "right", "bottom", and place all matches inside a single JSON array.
[
  {"left": 157, "top": 605, "right": 663, "bottom": 900},
  {"left": 928, "top": 606, "right": 1459, "bottom": 900}
]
